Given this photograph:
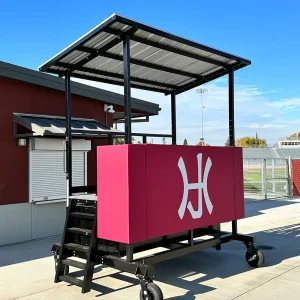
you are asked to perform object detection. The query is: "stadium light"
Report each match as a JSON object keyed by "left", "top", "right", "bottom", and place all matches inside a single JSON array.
[{"left": 196, "top": 88, "right": 208, "bottom": 145}]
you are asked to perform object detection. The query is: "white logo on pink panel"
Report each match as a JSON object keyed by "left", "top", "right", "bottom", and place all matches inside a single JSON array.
[{"left": 178, "top": 153, "right": 213, "bottom": 219}]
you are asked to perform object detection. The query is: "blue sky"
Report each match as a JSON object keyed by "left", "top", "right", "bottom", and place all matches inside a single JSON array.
[{"left": 1, "top": 0, "right": 300, "bottom": 145}]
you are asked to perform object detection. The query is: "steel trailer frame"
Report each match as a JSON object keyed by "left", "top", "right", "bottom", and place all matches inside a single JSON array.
[{"left": 40, "top": 14, "right": 265, "bottom": 299}]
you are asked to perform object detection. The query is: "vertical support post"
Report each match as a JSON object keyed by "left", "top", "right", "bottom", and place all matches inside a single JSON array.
[
  {"left": 286, "top": 157, "right": 292, "bottom": 198},
  {"left": 272, "top": 159, "right": 276, "bottom": 193},
  {"left": 289, "top": 156, "right": 293, "bottom": 198},
  {"left": 262, "top": 159, "right": 267, "bottom": 200},
  {"left": 123, "top": 35, "right": 132, "bottom": 145},
  {"left": 228, "top": 68, "right": 237, "bottom": 235},
  {"left": 108, "top": 135, "right": 113, "bottom": 145},
  {"left": 188, "top": 230, "right": 194, "bottom": 246},
  {"left": 143, "top": 136, "right": 147, "bottom": 144},
  {"left": 65, "top": 70, "right": 72, "bottom": 208},
  {"left": 126, "top": 245, "right": 133, "bottom": 262},
  {"left": 171, "top": 92, "right": 177, "bottom": 145},
  {"left": 228, "top": 68, "right": 235, "bottom": 146}
]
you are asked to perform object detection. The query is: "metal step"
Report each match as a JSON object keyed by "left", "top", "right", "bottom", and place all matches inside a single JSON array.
[
  {"left": 67, "top": 227, "right": 92, "bottom": 236},
  {"left": 62, "top": 259, "right": 86, "bottom": 269},
  {"left": 69, "top": 212, "right": 95, "bottom": 219},
  {"left": 64, "top": 243, "right": 89, "bottom": 253},
  {"left": 59, "top": 275, "right": 83, "bottom": 287},
  {"left": 76, "top": 203, "right": 96, "bottom": 209}
]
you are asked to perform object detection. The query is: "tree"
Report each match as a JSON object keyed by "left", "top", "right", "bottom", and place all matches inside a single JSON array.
[
  {"left": 287, "top": 133, "right": 299, "bottom": 140},
  {"left": 113, "top": 138, "right": 125, "bottom": 145},
  {"left": 113, "top": 137, "right": 135, "bottom": 144},
  {"left": 225, "top": 136, "right": 230, "bottom": 146},
  {"left": 162, "top": 137, "right": 166, "bottom": 144},
  {"left": 196, "top": 140, "right": 210, "bottom": 146},
  {"left": 236, "top": 136, "right": 267, "bottom": 148},
  {"left": 183, "top": 138, "right": 188, "bottom": 145}
]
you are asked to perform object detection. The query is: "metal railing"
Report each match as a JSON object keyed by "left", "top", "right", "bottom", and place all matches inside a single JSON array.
[{"left": 243, "top": 158, "right": 293, "bottom": 199}]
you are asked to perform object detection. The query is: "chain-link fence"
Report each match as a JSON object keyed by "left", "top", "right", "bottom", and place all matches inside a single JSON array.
[{"left": 243, "top": 158, "right": 292, "bottom": 199}]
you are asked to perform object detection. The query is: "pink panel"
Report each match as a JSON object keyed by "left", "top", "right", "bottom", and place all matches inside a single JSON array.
[
  {"left": 97, "top": 145, "right": 147, "bottom": 244},
  {"left": 97, "top": 145, "right": 129, "bottom": 243},
  {"left": 233, "top": 147, "right": 245, "bottom": 219},
  {"left": 145, "top": 145, "right": 237, "bottom": 240},
  {"left": 128, "top": 145, "right": 148, "bottom": 243}
]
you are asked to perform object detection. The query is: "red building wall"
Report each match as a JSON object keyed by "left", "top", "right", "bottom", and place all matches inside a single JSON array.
[{"left": 0, "top": 77, "right": 121, "bottom": 205}]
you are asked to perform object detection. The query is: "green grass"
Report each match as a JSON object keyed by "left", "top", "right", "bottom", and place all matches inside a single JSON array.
[{"left": 243, "top": 168, "right": 287, "bottom": 194}]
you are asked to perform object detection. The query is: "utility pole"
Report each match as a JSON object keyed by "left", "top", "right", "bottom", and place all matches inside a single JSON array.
[{"left": 196, "top": 88, "right": 208, "bottom": 145}]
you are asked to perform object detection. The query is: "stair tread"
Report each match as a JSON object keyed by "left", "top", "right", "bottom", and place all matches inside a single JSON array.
[
  {"left": 59, "top": 275, "right": 83, "bottom": 287},
  {"left": 67, "top": 227, "right": 92, "bottom": 235},
  {"left": 76, "top": 203, "right": 96, "bottom": 208},
  {"left": 64, "top": 243, "right": 89, "bottom": 253},
  {"left": 62, "top": 259, "right": 86, "bottom": 269},
  {"left": 69, "top": 212, "right": 95, "bottom": 219}
]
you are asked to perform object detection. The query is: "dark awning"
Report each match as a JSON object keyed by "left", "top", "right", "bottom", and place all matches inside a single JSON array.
[
  {"left": 39, "top": 13, "right": 251, "bottom": 95},
  {"left": 13, "top": 113, "right": 122, "bottom": 138},
  {"left": 113, "top": 112, "right": 150, "bottom": 123}
]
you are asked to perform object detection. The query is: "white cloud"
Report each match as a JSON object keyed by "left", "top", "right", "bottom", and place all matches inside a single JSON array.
[
  {"left": 73, "top": 78, "right": 299, "bottom": 146},
  {"left": 266, "top": 98, "right": 300, "bottom": 110}
]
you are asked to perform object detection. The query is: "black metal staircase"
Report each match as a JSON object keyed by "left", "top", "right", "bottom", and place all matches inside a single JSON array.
[{"left": 54, "top": 198, "right": 97, "bottom": 293}]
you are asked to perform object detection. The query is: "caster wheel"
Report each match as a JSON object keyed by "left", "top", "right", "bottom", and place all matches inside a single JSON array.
[
  {"left": 246, "top": 249, "right": 265, "bottom": 268},
  {"left": 140, "top": 283, "right": 163, "bottom": 300}
]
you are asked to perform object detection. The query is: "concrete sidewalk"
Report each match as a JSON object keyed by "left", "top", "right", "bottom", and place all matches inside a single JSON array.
[{"left": 1, "top": 197, "right": 300, "bottom": 299}]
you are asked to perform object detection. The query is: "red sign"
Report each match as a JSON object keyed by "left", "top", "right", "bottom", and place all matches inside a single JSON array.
[{"left": 97, "top": 144, "right": 244, "bottom": 244}]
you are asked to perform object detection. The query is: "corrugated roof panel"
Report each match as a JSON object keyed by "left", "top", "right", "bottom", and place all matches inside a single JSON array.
[
  {"left": 109, "top": 21, "right": 131, "bottom": 32},
  {"left": 83, "top": 31, "right": 117, "bottom": 49},
  {"left": 73, "top": 70, "right": 174, "bottom": 91},
  {"left": 74, "top": 70, "right": 123, "bottom": 82},
  {"left": 39, "top": 14, "right": 251, "bottom": 94},
  {"left": 201, "top": 65, "right": 225, "bottom": 76},
  {"left": 134, "top": 29, "right": 227, "bottom": 62},
  {"left": 59, "top": 50, "right": 89, "bottom": 64},
  {"left": 83, "top": 56, "right": 119, "bottom": 72},
  {"left": 182, "top": 61, "right": 221, "bottom": 74},
  {"left": 49, "top": 66, "right": 66, "bottom": 72},
  {"left": 83, "top": 55, "right": 192, "bottom": 86}
]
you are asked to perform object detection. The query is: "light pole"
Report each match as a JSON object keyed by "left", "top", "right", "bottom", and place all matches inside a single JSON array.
[{"left": 196, "top": 88, "right": 208, "bottom": 145}]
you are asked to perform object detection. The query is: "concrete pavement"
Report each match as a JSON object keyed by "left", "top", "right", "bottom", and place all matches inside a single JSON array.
[{"left": 1, "top": 197, "right": 300, "bottom": 299}]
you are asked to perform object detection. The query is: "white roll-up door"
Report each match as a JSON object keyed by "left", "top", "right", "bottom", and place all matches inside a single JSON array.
[{"left": 29, "top": 139, "right": 89, "bottom": 202}]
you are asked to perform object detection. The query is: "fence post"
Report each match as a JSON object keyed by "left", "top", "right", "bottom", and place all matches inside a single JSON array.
[
  {"left": 272, "top": 159, "right": 276, "bottom": 193},
  {"left": 262, "top": 159, "right": 267, "bottom": 200},
  {"left": 286, "top": 157, "right": 292, "bottom": 198}
]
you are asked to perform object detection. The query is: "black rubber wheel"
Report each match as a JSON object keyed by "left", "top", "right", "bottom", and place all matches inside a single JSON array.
[
  {"left": 246, "top": 249, "right": 265, "bottom": 268},
  {"left": 140, "top": 283, "right": 164, "bottom": 300}
]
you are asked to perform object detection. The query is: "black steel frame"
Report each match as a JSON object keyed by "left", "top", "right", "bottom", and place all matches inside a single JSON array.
[
  {"left": 53, "top": 24, "right": 260, "bottom": 295},
  {"left": 40, "top": 14, "right": 251, "bottom": 96}
]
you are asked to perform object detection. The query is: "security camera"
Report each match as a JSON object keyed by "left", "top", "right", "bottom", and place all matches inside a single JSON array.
[{"left": 104, "top": 104, "right": 115, "bottom": 114}]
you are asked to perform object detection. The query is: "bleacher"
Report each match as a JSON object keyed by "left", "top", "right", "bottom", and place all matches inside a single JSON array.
[
  {"left": 243, "top": 148, "right": 300, "bottom": 159},
  {"left": 243, "top": 148, "right": 276, "bottom": 159},
  {"left": 275, "top": 148, "right": 300, "bottom": 159}
]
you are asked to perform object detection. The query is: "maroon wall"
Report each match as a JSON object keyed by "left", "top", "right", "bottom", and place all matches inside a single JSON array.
[{"left": 0, "top": 77, "right": 121, "bottom": 205}]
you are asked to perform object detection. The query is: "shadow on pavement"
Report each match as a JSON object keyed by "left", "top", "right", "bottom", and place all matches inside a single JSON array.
[{"left": 1, "top": 199, "right": 300, "bottom": 299}]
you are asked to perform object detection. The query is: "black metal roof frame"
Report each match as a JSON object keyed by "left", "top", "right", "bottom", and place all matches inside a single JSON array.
[
  {"left": 38, "top": 13, "right": 248, "bottom": 222},
  {"left": 39, "top": 13, "right": 251, "bottom": 96}
]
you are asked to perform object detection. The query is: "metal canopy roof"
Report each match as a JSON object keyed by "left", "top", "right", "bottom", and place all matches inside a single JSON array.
[
  {"left": 14, "top": 113, "right": 121, "bottom": 138},
  {"left": 39, "top": 13, "right": 251, "bottom": 95}
]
